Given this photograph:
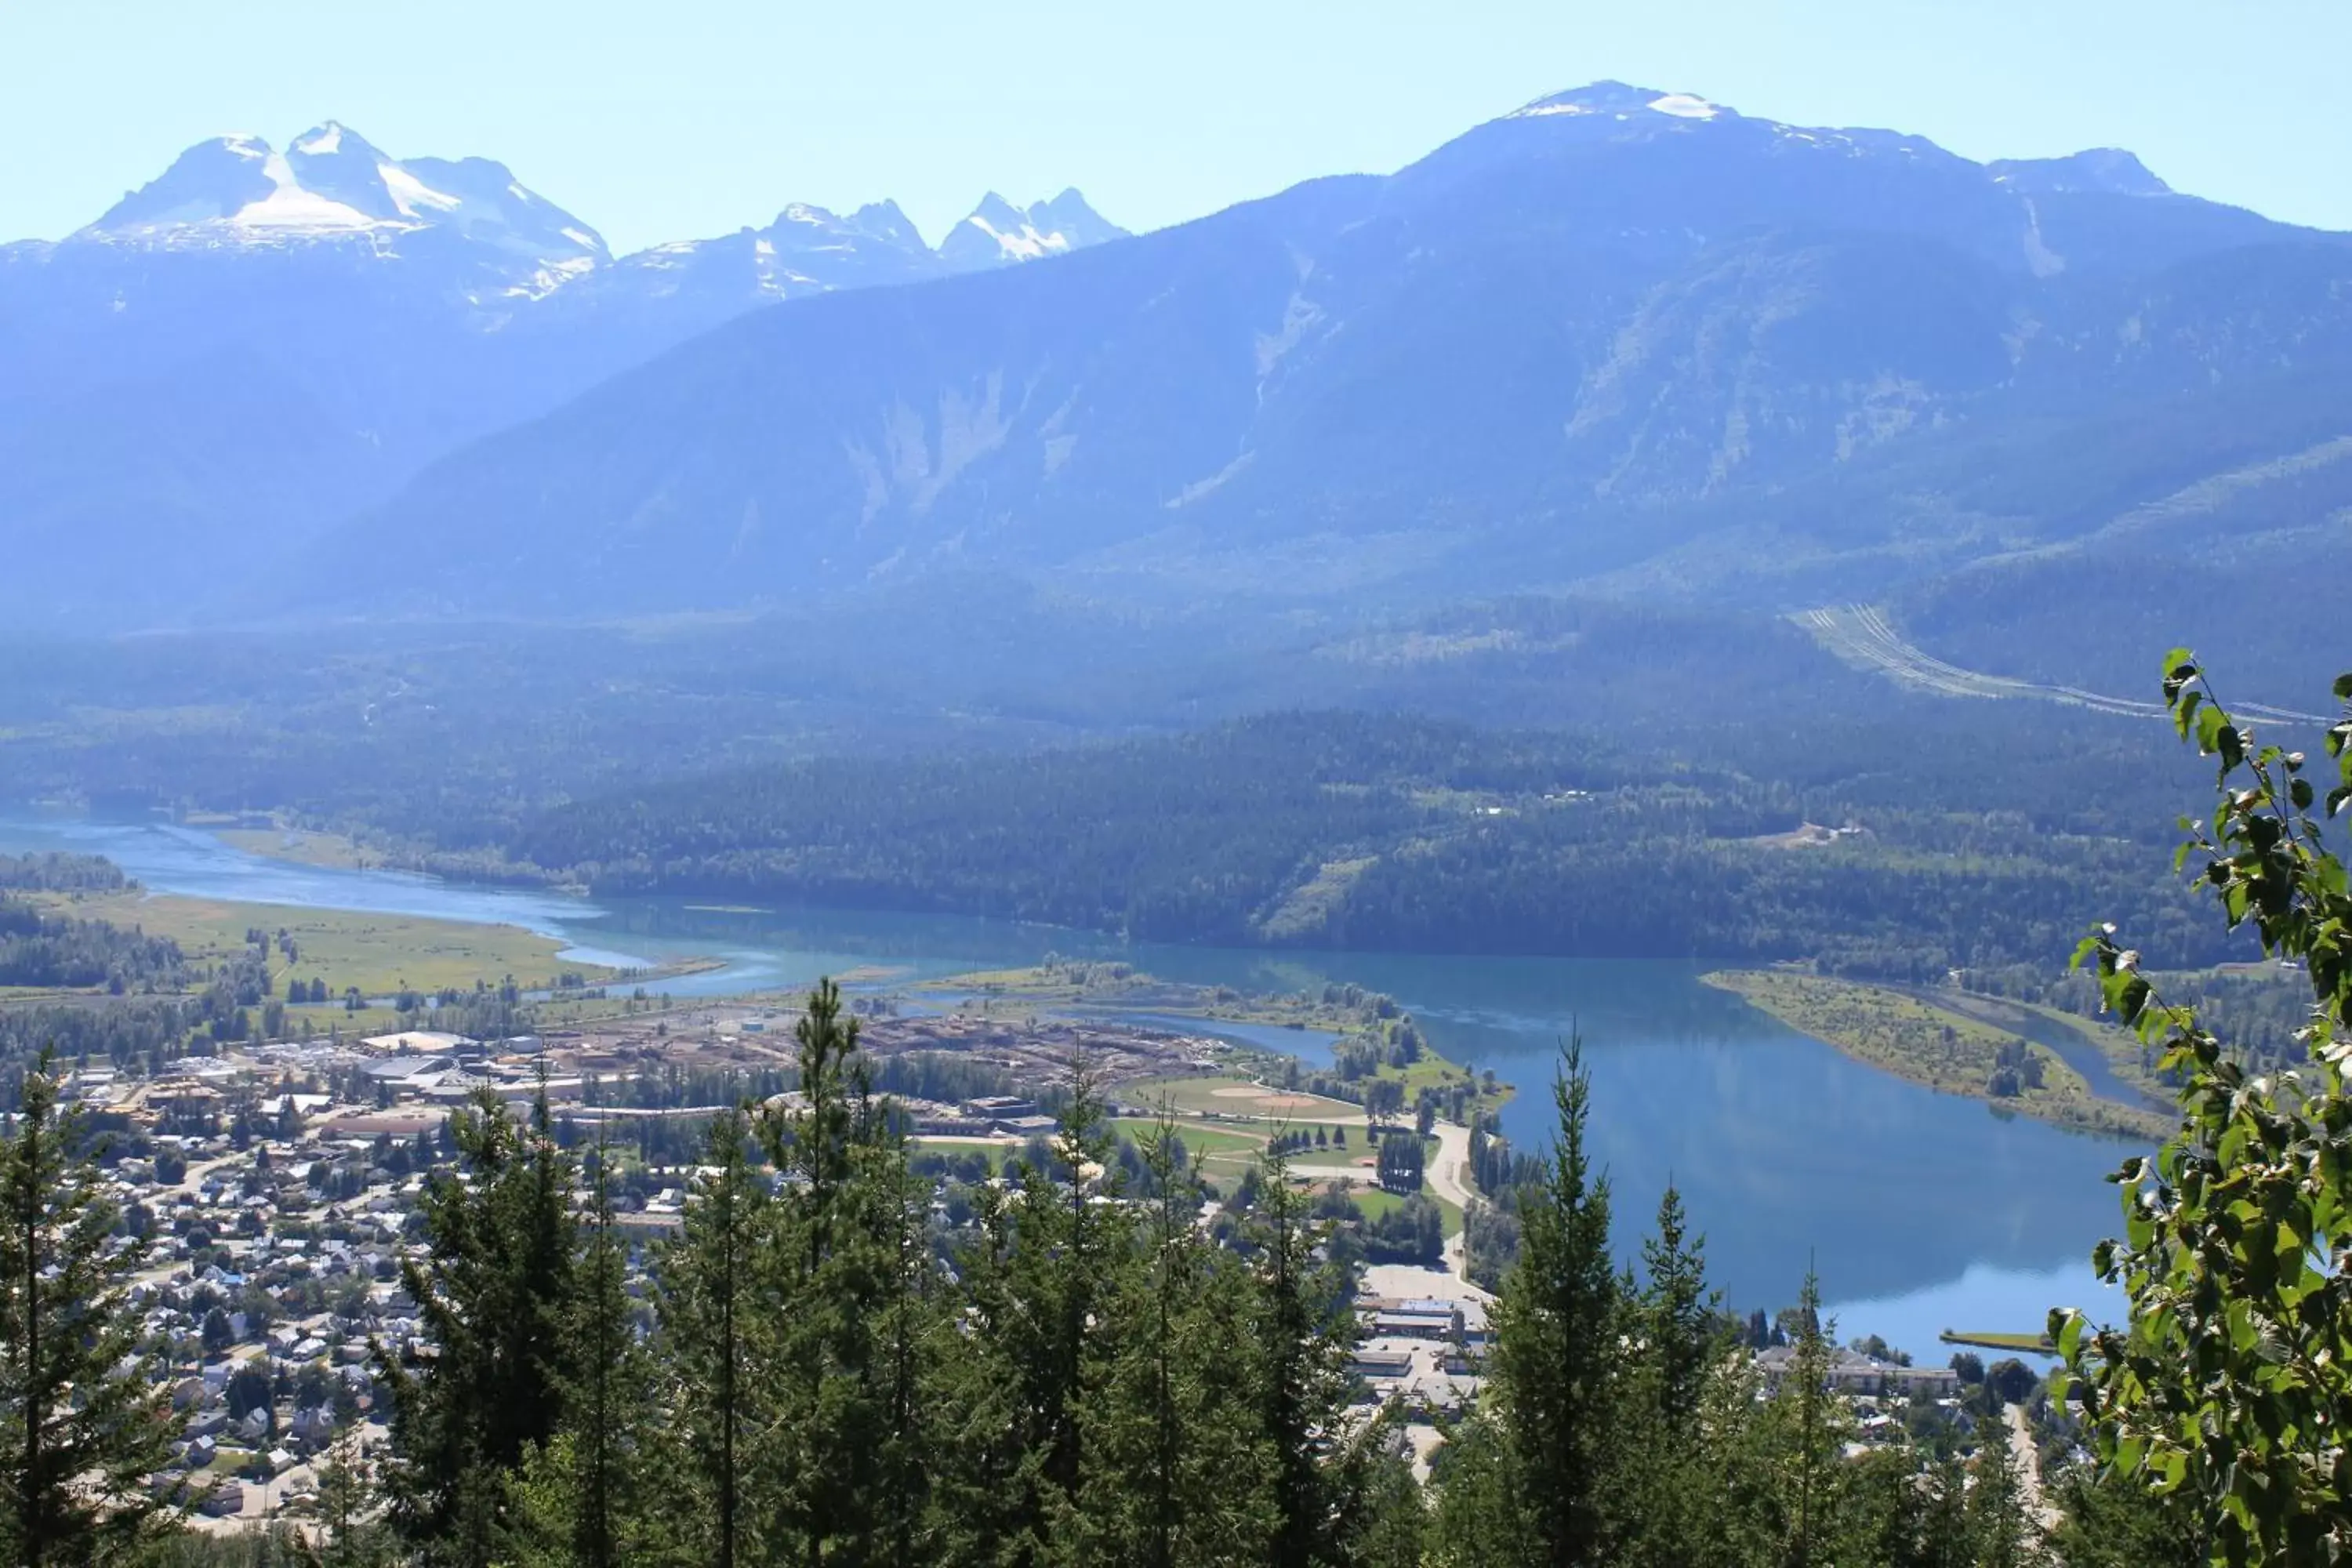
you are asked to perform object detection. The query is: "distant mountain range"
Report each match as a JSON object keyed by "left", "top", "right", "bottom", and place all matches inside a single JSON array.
[
  {"left": 7, "top": 85, "right": 2350, "bottom": 699},
  {"left": 0, "top": 122, "right": 1123, "bottom": 623}
]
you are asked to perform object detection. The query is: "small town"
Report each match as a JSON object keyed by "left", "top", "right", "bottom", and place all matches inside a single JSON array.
[{"left": 45, "top": 992, "right": 2049, "bottom": 1542}]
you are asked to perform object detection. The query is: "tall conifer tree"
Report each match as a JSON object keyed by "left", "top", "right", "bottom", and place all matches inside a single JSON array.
[
  {"left": 382, "top": 1085, "right": 577, "bottom": 1566},
  {"left": 0, "top": 1055, "right": 174, "bottom": 1565},
  {"left": 1614, "top": 1181, "right": 1722, "bottom": 1568},
  {"left": 1486, "top": 1039, "right": 1621, "bottom": 1568},
  {"left": 757, "top": 978, "right": 943, "bottom": 1564},
  {"left": 657, "top": 1106, "right": 768, "bottom": 1568},
  {"left": 1247, "top": 1135, "right": 1367, "bottom": 1568},
  {"left": 510, "top": 1134, "right": 655, "bottom": 1567},
  {"left": 1070, "top": 1116, "right": 1268, "bottom": 1566}
]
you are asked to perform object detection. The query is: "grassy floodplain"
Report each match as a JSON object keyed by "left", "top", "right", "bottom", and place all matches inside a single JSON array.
[
  {"left": 20, "top": 888, "right": 617, "bottom": 1033},
  {"left": 212, "top": 824, "right": 388, "bottom": 871},
  {"left": 1704, "top": 969, "right": 2172, "bottom": 1142}
]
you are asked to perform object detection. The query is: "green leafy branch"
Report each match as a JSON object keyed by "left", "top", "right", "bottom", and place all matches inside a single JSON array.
[{"left": 2052, "top": 655, "right": 2352, "bottom": 1567}]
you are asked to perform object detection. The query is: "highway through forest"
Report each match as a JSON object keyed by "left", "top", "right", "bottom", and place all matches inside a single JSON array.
[{"left": 1793, "top": 604, "right": 2328, "bottom": 725}]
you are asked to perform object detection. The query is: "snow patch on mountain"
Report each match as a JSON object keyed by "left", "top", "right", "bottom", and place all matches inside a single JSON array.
[
  {"left": 938, "top": 190, "right": 1126, "bottom": 271},
  {"left": 1508, "top": 82, "right": 1730, "bottom": 124},
  {"left": 1646, "top": 93, "right": 1722, "bottom": 120},
  {"left": 377, "top": 162, "right": 463, "bottom": 219},
  {"left": 232, "top": 152, "right": 383, "bottom": 232},
  {"left": 75, "top": 125, "right": 607, "bottom": 297}
]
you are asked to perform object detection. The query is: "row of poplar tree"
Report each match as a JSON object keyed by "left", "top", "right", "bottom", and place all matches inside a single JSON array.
[{"left": 3, "top": 975, "right": 2049, "bottom": 1567}]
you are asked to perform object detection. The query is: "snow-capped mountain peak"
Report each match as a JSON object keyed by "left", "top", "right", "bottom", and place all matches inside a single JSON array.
[
  {"left": 938, "top": 189, "right": 1127, "bottom": 270},
  {"left": 78, "top": 126, "right": 607, "bottom": 297},
  {"left": 289, "top": 122, "right": 347, "bottom": 157},
  {"left": 1508, "top": 81, "right": 1733, "bottom": 124},
  {"left": 86, "top": 134, "right": 290, "bottom": 234}
]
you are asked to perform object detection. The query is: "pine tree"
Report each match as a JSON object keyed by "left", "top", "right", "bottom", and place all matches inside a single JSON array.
[
  {"left": 1769, "top": 1267, "right": 1850, "bottom": 1568},
  {"left": 510, "top": 1134, "right": 655, "bottom": 1567},
  {"left": 1841, "top": 1449, "right": 1970, "bottom": 1568},
  {"left": 935, "top": 1058, "right": 1125, "bottom": 1566},
  {"left": 754, "top": 978, "right": 940, "bottom": 1564},
  {"left": 655, "top": 1106, "right": 768, "bottom": 1568},
  {"left": 1430, "top": 1412, "right": 1532, "bottom": 1568},
  {"left": 1247, "top": 1135, "right": 1365, "bottom": 1568},
  {"left": 1352, "top": 1444, "right": 1429, "bottom": 1568},
  {"left": 0, "top": 1054, "right": 174, "bottom": 1566},
  {"left": 313, "top": 1427, "right": 395, "bottom": 1568},
  {"left": 1486, "top": 1039, "right": 1621, "bottom": 1568},
  {"left": 1614, "top": 1181, "right": 1723, "bottom": 1568},
  {"left": 1069, "top": 1116, "right": 1268, "bottom": 1567},
  {"left": 859, "top": 1091, "right": 946, "bottom": 1567},
  {"left": 1639, "top": 1181, "right": 1715, "bottom": 1435},
  {"left": 927, "top": 1176, "right": 1029, "bottom": 1566},
  {"left": 380, "top": 1085, "right": 578, "bottom": 1566},
  {"left": 1965, "top": 1414, "right": 2045, "bottom": 1568}
]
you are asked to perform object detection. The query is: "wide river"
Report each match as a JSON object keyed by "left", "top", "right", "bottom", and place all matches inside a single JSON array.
[{"left": 2, "top": 814, "right": 2132, "bottom": 1356}]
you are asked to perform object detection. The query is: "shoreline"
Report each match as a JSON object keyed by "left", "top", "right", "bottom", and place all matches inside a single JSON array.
[
  {"left": 1704, "top": 968, "right": 2173, "bottom": 1143},
  {"left": 918, "top": 962, "right": 1513, "bottom": 1121}
]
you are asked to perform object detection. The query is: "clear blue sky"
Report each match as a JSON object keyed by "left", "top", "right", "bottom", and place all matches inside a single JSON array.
[{"left": 4, "top": 0, "right": 2345, "bottom": 253}]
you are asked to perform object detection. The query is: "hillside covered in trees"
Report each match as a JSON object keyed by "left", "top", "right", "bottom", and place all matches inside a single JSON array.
[
  {"left": 2, "top": 660, "right": 2346, "bottom": 1566},
  {"left": 500, "top": 709, "right": 2241, "bottom": 981}
]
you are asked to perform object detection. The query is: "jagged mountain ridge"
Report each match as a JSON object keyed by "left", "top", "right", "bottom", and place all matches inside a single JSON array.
[
  {"left": 0, "top": 122, "right": 1126, "bottom": 623},
  {"left": 549, "top": 189, "right": 1129, "bottom": 354},
  {"left": 62, "top": 122, "right": 1123, "bottom": 305},
  {"left": 302, "top": 81, "right": 2352, "bottom": 621}
]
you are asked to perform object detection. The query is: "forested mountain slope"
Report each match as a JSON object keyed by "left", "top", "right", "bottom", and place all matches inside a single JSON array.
[{"left": 314, "top": 82, "right": 2352, "bottom": 626}]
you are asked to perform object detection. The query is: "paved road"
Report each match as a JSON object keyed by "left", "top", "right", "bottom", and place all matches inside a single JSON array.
[
  {"left": 2005, "top": 1403, "right": 2058, "bottom": 1532},
  {"left": 1425, "top": 1120, "right": 1474, "bottom": 1210},
  {"left": 1287, "top": 1119, "right": 1482, "bottom": 1282},
  {"left": 1278, "top": 1120, "right": 1475, "bottom": 1209},
  {"left": 1795, "top": 604, "right": 2328, "bottom": 724}
]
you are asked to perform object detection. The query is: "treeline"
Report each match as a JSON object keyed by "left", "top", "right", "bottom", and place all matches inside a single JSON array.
[
  {"left": 0, "top": 999, "right": 191, "bottom": 1080},
  {"left": 0, "top": 850, "right": 132, "bottom": 891},
  {"left": 0, "top": 894, "right": 183, "bottom": 990},
  {"left": 1966, "top": 960, "right": 2322, "bottom": 1073}
]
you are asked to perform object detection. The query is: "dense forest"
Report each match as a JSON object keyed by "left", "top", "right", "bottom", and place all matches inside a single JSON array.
[
  {"left": 499, "top": 709, "right": 2244, "bottom": 980},
  {"left": 2, "top": 595, "right": 2310, "bottom": 982}
]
